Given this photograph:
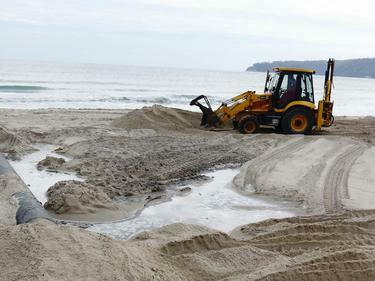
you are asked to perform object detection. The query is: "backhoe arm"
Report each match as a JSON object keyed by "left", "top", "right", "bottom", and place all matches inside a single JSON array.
[
  {"left": 324, "top": 58, "right": 335, "bottom": 103},
  {"left": 316, "top": 58, "right": 335, "bottom": 129},
  {"left": 214, "top": 91, "right": 254, "bottom": 124},
  {"left": 190, "top": 91, "right": 254, "bottom": 127}
]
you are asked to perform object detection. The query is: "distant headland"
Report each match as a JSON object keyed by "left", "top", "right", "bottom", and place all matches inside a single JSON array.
[{"left": 246, "top": 58, "right": 375, "bottom": 78}]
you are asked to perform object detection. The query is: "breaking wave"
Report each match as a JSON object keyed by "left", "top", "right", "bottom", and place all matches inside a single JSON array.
[
  {"left": 94, "top": 96, "right": 177, "bottom": 104},
  {"left": 0, "top": 85, "right": 50, "bottom": 92},
  {"left": 98, "top": 95, "right": 221, "bottom": 105},
  {"left": 0, "top": 94, "right": 223, "bottom": 106}
]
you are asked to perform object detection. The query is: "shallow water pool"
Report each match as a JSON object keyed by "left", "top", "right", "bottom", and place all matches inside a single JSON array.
[
  {"left": 9, "top": 145, "right": 301, "bottom": 238},
  {"left": 9, "top": 144, "right": 82, "bottom": 204},
  {"left": 90, "top": 169, "right": 301, "bottom": 239}
]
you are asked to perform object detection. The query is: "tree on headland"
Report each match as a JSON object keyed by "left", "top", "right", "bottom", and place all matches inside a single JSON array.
[{"left": 246, "top": 58, "right": 375, "bottom": 79}]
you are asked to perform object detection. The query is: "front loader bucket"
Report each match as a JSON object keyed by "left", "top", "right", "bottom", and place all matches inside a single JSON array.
[{"left": 190, "top": 95, "right": 220, "bottom": 127}]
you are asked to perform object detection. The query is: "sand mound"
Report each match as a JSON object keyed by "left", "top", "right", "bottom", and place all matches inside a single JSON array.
[
  {"left": 37, "top": 156, "right": 66, "bottom": 171},
  {"left": 0, "top": 126, "right": 33, "bottom": 157},
  {"left": 112, "top": 105, "right": 201, "bottom": 132},
  {"left": 161, "top": 232, "right": 245, "bottom": 256},
  {"left": 0, "top": 220, "right": 184, "bottom": 281},
  {"left": 44, "top": 180, "right": 118, "bottom": 215}
]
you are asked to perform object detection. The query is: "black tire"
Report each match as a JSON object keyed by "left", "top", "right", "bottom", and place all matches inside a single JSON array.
[
  {"left": 238, "top": 115, "right": 259, "bottom": 134},
  {"left": 232, "top": 120, "right": 239, "bottom": 129},
  {"left": 281, "top": 107, "right": 314, "bottom": 134},
  {"left": 274, "top": 122, "right": 282, "bottom": 133}
]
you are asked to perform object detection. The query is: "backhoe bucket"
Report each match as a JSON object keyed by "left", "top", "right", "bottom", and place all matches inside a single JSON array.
[{"left": 190, "top": 95, "right": 220, "bottom": 127}]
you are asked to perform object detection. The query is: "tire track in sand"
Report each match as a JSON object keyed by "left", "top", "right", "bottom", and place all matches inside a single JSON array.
[
  {"left": 323, "top": 143, "right": 366, "bottom": 213},
  {"left": 245, "top": 137, "right": 308, "bottom": 190},
  {"left": 235, "top": 136, "right": 368, "bottom": 214}
]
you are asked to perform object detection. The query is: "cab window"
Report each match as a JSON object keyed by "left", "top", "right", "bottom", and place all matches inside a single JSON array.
[
  {"left": 300, "top": 74, "right": 314, "bottom": 103},
  {"left": 279, "top": 74, "right": 297, "bottom": 97},
  {"left": 276, "top": 73, "right": 298, "bottom": 108},
  {"left": 265, "top": 73, "right": 280, "bottom": 94}
]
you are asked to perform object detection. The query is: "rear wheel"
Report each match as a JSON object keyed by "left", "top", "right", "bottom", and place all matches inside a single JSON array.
[
  {"left": 238, "top": 115, "right": 259, "bottom": 134},
  {"left": 281, "top": 107, "right": 314, "bottom": 134}
]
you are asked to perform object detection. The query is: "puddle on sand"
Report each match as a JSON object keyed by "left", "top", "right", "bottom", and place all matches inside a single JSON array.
[
  {"left": 90, "top": 169, "right": 301, "bottom": 240},
  {"left": 9, "top": 143, "right": 82, "bottom": 204}
]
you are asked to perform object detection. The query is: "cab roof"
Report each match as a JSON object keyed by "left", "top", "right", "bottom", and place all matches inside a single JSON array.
[{"left": 273, "top": 67, "right": 316, "bottom": 74}]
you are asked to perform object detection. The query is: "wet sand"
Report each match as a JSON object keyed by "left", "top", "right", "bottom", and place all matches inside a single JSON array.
[{"left": 1, "top": 106, "right": 375, "bottom": 281}]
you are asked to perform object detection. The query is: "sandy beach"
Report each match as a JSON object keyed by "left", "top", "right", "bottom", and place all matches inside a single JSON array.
[{"left": 1, "top": 106, "right": 375, "bottom": 280}]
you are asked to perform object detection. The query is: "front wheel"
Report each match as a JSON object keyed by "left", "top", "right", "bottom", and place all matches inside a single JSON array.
[
  {"left": 238, "top": 115, "right": 259, "bottom": 134},
  {"left": 281, "top": 107, "right": 314, "bottom": 134}
]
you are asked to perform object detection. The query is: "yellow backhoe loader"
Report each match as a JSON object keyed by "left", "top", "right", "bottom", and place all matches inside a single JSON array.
[{"left": 190, "top": 58, "right": 335, "bottom": 134}]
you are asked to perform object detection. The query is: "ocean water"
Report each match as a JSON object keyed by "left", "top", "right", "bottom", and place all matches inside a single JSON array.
[{"left": 0, "top": 60, "right": 374, "bottom": 116}]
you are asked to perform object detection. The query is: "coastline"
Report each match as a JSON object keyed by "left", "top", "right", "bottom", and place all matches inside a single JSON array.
[{"left": 1, "top": 106, "right": 375, "bottom": 280}]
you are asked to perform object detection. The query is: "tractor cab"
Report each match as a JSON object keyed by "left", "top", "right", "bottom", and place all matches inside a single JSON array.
[{"left": 265, "top": 68, "right": 316, "bottom": 110}]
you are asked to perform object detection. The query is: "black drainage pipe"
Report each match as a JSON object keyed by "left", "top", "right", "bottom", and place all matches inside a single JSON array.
[
  {"left": 0, "top": 155, "right": 56, "bottom": 224},
  {"left": 13, "top": 191, "right": 56, "bottom": 224}
]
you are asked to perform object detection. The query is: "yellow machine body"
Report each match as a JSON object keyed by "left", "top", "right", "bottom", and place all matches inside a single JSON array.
[
  {"left": 214, "top": 91, "right": 272, "bottom": 125},
  {"left": 190, "top": 59, "right": 335, "bottom": 134}
]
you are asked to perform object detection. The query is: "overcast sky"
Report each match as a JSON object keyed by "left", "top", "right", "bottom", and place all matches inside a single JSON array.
[{"left": 0, "top": 0, "right": 374, "bottom": 71}]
